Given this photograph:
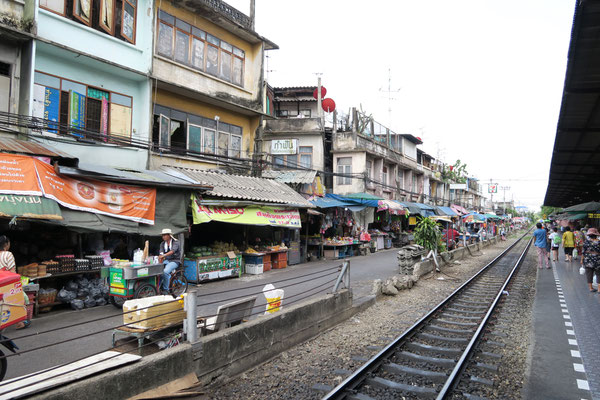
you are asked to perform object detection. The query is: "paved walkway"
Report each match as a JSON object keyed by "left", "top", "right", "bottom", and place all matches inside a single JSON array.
[
  {"left": 3, "top": 248, "right": 400, "bottom": 379},
  {"left": 525, "top": 253, "right": 599, "bottom": 400}
]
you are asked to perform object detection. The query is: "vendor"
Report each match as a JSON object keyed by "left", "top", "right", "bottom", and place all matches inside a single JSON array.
[
  {"left": 158, "top": 229, "right": 181, "bottom": 295},
  {"left": 0, "top": 235, "right": 30, "bottom": 329}
]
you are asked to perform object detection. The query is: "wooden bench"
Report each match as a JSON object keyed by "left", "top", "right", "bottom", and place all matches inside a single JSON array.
[{"left": 199, "top": 296, "right": 257, "bottom": 335}]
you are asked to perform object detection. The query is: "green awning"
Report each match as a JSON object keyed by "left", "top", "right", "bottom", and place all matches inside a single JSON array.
[
  {"left": 0, "top": 195, "right": 62, "bottom": 220},
  {"left": 568, "top": 213, "right": 587, "bottom": 221},
  {"left": 344, "top": 192, "right": 384, "bottom": 200}
]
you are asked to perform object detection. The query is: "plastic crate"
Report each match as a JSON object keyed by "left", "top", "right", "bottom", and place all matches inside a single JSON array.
[
  {"left": 244, "top": 255, "right": 264, "bottom": 265},
  {"left": 245, "top": 264, "right": 264, "bottom": 275},
  {"left": 276, "top": 252, "right": 287, "bottom": 261},
  {"left": 263, "top": 261, "right": 272, "bottom": 272}
]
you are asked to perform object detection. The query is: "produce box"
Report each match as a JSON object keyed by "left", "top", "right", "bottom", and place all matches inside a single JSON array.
[
  {"left": 122, "top": 264, "right": 163, "bottom": 280},
  {"left": 0, "top": 271, "right": 27, "bottom": 329},
  {"left": 245, "top": 264, "right": 264, "bottom": 275},
  {"left": 324, "top": 249, "right": 340, "bottom": 259},
  {"left": 183, "top": 259, "right": 199, "bottom": 283},
  {"left": 122, "top": 295, "right": 185, "bottom": 330},
  {"left": 243, "top": 254, "right": 264, "bottom": 265}
]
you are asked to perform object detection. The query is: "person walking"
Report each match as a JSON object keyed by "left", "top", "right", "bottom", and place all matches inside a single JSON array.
[
  {"left": 533, "top": 223, "right": 550, "bottom": 269},
  {"left": 581, "top": 228, "right": 600, "bottom": 292},
  {"left": 562, "top": 226, "right": 575, "bottom": 262},
  {"left": 544, "top": 226, "right": 552, "bottom": 262},
  {"left": 574, "top": 228, "right": 585, "bottom": 260},
  {"left": 549, "top": 227, "right": 561, "bottom": 262}
]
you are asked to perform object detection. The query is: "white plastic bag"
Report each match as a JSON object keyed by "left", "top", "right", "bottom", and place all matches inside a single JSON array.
[
  {"left": 263, "top": 283, "right": 284, "bottom": 315},
  {"left": 580, "top": 266, "right": 585, "bottom": 275},
  {"left": 573, "top": 249, "right": 578, "bottom": 258}
]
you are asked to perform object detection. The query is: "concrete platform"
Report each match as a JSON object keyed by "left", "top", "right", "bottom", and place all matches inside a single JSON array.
[{"left": 524, "top": 254, "right": 598, "bottom": 400}]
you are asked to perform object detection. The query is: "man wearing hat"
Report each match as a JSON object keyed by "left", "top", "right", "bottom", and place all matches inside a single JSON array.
[{"left": 158, "top": 228, "right": 181, "bottom": 295}]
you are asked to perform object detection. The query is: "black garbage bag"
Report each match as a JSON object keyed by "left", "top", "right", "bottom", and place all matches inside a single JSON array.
[
  {"left": 77, "top": 288, "right": 89, "bottom": 297},
  {"left": 95, "top": 297, "right": 107, "bottom": 306},
  {"left": 84, "top": 295, "right": 96, "bottom": 308},
  {"left": 66, "top": 280, "right": 78, "bottom": 292},
  {"left": 70, "top": 299, "right": 84, "bottom": 310},
  {"left": 78, "top": 277, "right": 89, "bottom": 287},
  {"left": 90, "top": 287, "right": 102, "bottom": 299},
  {"left": 57, "top": 288, "right": 77, "bottom": 303}
]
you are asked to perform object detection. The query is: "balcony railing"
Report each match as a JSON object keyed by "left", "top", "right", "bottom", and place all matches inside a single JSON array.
[{"left": 198, "top": 0, "right": 253, "bottom": 30}]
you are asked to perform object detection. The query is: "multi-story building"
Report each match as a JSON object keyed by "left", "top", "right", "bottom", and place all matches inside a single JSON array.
[
  {"left": 449, "top": 178, "right": 484, "bottom": 211},
  {"left": 0, "top": 0, "right": 35, "bottom": 124},
  {"left": 28, "top": 0, "right": 155, "bottom": 169},
  {"left": 148, "top": 0, "right": 276, "bottom": 172},
  {"left": 259, "top": 86, "right": 329, "bottom": 194}
]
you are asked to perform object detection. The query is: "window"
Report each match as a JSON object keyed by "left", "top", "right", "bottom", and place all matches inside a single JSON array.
[
  {"left": 170, "top": 119, "right": 186, "bottom": 152},
  {"left": 121, "top": 0, "right": 137, "bottom": 43},
  {"left": 230, "top": 134, "right": 242, "bottom": 158},
  {"left": 203, "top": 129, "right": 215, "bottom": 154},
  {"left": 73, "top": 0, "right": 92, "bottom": 26},
  {"left": 99, "top": 0, "right": 115, "bottom": 34},
  {"left": 40, "top": 0, "right": 136, "bottom": 44},
  {"left": 277, "top": 110, "right": 289, "bottom": 118},
  {"left": 300, "top": 109, "right": 311, "bottom": 118},
  {"left": 337, "top": 157, "right": 352, "bottom": 185},
  {"left": 156, "top": 10, "right": 245, "bottom": 87},
  {"left": 412, "top": 174, "right": 417, "bottom": 193},
  {"left": 0, "top": 62, "right": 10, "bottom": 113},
  {"left": 299, "top": 146, "right": 312, "bottom": 169},
  {"left": 40, "top": 0, "right": 65, "bottom": 15},
  {"left": 217, "top": 131, "right": 229, "bottom": 156},
  {"left": 274, "top": 156, "right": 285, "bottom": 167},
  {"left": 366, "top": 160, "right": 372, "bottom": 179},
  {"left": 382, "top": 166, "right": 388, "bottom": 186},
  {"left": 397, "top": 169, "right": 404, "bottom": 189},
  {"left": 33, "top": 71, "right": 132, "bottom": 141}
]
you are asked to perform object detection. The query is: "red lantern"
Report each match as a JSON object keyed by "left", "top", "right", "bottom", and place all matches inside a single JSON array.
[
  {"left": 313, "top": 87, "right": 327, "bottom": 99},
  {"left": 322, "top": 98, "right": 336, "bottom": 113},
  {"left": 449, "top": 165, "right": 454, "bottom": 171}
]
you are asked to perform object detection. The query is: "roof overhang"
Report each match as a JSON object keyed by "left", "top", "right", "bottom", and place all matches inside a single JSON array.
[
  {"left": 154, "top": 79, "right": 270, "bottom": 117},
  {"left": 544, "top": 0, "right": 600, "bottom": 207}
]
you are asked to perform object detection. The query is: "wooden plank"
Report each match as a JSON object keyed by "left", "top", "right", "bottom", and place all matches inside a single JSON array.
[{"left": 0, "top": 351, "right": 141, "bottom": 399}]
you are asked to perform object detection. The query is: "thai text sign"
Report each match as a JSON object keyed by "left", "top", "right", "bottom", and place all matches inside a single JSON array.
[
  {"left": 192, "top": 195, "right": 300, "bottom": 228},
  {"left": 0, "top": 154, "right": 156, "bottom": 224},
  {"left": 271, "top": 139, "right": 297, "bottom": 155},
  {"left": 588, "top": 213, "right": 600, "bottom": 219}
]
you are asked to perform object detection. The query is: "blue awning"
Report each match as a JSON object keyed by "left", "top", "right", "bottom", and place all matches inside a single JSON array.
[
  {"left": 436, "top": 206, "right": 458, "bottom": 216},
  {"left": 309, "top": 194, "right": 376, "bottom": 209},
  {"left": 400, "top": 202, "right": 436, "bottom": 216}
]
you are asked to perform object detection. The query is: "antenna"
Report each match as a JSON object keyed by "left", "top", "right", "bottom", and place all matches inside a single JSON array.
[
  {"left": 379, "top": 68, "right": 401, "bottom": 128},
  {"left": 265, "top": 54, "right": 275, "bottom": 81}
]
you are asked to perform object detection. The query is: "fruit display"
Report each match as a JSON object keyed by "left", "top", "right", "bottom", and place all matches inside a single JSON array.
[{"left": 186, "top": 242, "right": 240, "bottom": 258}]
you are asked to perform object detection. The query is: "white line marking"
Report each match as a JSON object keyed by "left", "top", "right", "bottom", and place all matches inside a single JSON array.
[
  {"left": 576, "top": 380, "right": 590, "bottom": 391},
  {"left": 565, "top": 321, "right": 573, "bottom": 327},
  {"left": 559, "top": 295, "right": 565, "bottom": 299},
  {"left": 561, "top": 304, "right": 568, "bottom": 309},
  {"left": 569, "top": 339, "right": 578, "bottom": 346},
  {"left": 573, "top": 363, "right": 585, "bottom": 372},
  {"left": 560, "top": 299, "right": 566, "bottom": 303},
  {"left": 562, "top": 309, "right": 569, "bottom": 313},
  {"left": 567, "top": 329, "right": 575, "bottom": 336},
  {"left": 563, "top": 315, "right": 571, "bottom": 320},
  {"left": 571, "top": 350, "right": 581, "bottom": 358}
]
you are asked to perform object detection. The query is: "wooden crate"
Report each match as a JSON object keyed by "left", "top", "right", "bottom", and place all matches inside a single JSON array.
[{"left": 122, "top": 295, "right": 185, "bottom": 330}]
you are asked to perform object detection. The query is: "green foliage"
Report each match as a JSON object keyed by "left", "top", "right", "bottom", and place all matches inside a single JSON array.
[
  {"left": 540, "top": 206, "right": 562, "bottom": 218},
  {"left": 441, "top": 159, "right": 469, "bottom": 184},
  {"left": 414, "top": 217, "right": 442, "bottom": 252}
]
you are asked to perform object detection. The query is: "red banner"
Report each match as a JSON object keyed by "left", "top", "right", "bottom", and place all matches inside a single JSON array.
[{"left": 0, "top": 153, "right": 156, "bottom": 224}]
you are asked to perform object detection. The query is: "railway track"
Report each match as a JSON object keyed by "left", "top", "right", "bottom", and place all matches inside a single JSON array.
[{"left": 323, "top": 232, "right": 533, "bottom": 400}]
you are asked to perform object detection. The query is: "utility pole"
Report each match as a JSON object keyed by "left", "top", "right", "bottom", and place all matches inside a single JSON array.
[
  {"left": 379, "top": 68, "right": 401, "bottom": 129},
  {"left": 501, "top": 186, "right": 511, "bottom": 214}
]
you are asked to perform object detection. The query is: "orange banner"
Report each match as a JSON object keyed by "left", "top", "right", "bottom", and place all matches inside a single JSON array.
[
  {"left": 0, "top": 154, "right": 42, "bottom": 196},
  {"left": 34, "top": 161, "right": 156, "bottom": 224},
  {"left": 0, "top": 153, "right": 156, "bottom": 224}
]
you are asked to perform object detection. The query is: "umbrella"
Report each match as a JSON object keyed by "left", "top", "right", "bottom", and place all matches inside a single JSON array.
[
  {"left": 344, "top": 192, "right": 384, "bottom": 200},
  {"left": 563, "top": 201, "right": 600, "bottom": 212},
  {"left": 463, "top": 213, "right": 485, "bottom": 223}
]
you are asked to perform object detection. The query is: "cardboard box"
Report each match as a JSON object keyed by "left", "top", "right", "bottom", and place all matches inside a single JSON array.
[
  {"left": 0, "top": 271, "right": 27, "bottom": 329},
  {"left": 123, "top": 295, "right": 185, "bottom": 330}
]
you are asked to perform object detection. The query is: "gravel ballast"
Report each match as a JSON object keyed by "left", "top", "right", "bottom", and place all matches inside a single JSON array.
[{"left": 206, "top": 234, "right": 529, "bottom": 400}]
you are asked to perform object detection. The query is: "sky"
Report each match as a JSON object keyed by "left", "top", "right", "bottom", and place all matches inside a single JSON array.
[{"left": 229, "top": 0, "right": 576, "bottom": 211}]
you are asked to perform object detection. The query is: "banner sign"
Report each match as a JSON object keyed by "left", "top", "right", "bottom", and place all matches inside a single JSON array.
[
  {"left": 0, "top": 154, "right": 42, "bottom": 196},
  {"left": 271, "top": 139, "right": 297, "bottom": 155},
  {"left": 191, "top": 194, "right": 300, "bottom": 228},
  {"left": 0, "top": 195, "right": 62, "bottom": 220},
  {"left": 488, "top": 184, "right": 498, "bottom": 193},
  {"left": 69, "top": 90, "right": 86, "bottom": 136},
  {"left": 0, "top": 154, "right": 156, "bottom": 224}
]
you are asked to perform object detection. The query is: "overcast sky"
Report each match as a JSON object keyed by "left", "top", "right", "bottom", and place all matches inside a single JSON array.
[{"left": 229, "top": 0, "right": 575, "bottom": 211}]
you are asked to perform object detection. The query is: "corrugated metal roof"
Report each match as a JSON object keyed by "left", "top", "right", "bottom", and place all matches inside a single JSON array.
[
  {"left": 57, "top": 163, "right": 212, "bottom": 190},
  {"left": 162, "top": 167, "right": 314, "bottom": 208},
  {"left": 0, "top": 138, "right": 77, "bottom": 162},
  {"left": 261, "top": 169, "right": 317, "bottom": 184}
]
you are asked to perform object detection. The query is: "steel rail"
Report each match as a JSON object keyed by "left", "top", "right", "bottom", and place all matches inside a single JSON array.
[
  {"left": 436, "top": 236, "right": 533, "bottom": 399},
  {"left": 322, "top": 229, "right": 532, "bottom": 400}
]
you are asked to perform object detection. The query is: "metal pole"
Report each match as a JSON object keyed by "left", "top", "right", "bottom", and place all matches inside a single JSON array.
[
  {"left": 184, "top": 288, "right": 198, "bottom": 343},
  {"left": 333, "top": 261, "right": 348, "bottom": 292}
]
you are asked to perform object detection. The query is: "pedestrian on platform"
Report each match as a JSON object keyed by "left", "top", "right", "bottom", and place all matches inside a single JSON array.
[
  {"left": 549, "top": 227, "right": 561, "bottom": 262},
  {"left": 544, "top": 226, "right": 552, "bottom": 262},
  {"left": 582, "top": 228, "right": 600, "bottom": 292},
  {"left": 573, "top": 228, "right": 585, "bottom": 260},
  {"left": 562, "top": 226, "right": 575, "bottom": 262},
  {"left": 533, "top": 223, "right": 550, "bottom": 269}
]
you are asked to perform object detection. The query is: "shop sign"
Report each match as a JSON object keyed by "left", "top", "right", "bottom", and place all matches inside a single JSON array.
[
  {"left": 191, "top": 194, "right": 301, "bottom": 228},
  {"left": 271, "top": 139, "right": 297, "bottom": 155},
  {"left": 69, "top": 90, "right": 86, "bottom": 136},
  {"left": 450, "top": 184, "right": 467, "bottom": 190},
  {"left": 0, "top": 194, "right": 62, "bottom": 220},
  {"left": 0, "top": 154, "right": 156, "bottom": 224},
  {"left": 409, "top": 216, "right": 417, "bottom": 225},
  {"left": 588, "top": 213, "right": 600, "bottom": 219}
]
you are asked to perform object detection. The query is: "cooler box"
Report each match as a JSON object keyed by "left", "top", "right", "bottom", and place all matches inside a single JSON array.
[
  {"left": 184, "top": 259, "right": 199, "bottom": 283},
  {"left": 123, "top": 295, "right": 185, "bottom": 330},
  {"left": 0, "top": 271, "right": 27, "bottom": 329}
]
